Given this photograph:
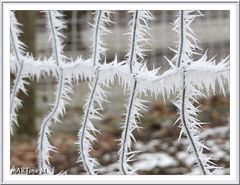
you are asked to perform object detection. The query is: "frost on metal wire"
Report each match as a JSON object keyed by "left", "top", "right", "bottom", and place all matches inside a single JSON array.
[
  {"left": 37, "top": 10, "right": 74, "bottom": 174},
  {"left": 45, "top": 10, "right": 68, "bottom": 65},
  {"left": 77, "top": 10, "right": 115, "bottom": 175},
  {"left": 125, "top": 10, "right": 154, "bottom": 74},
  {"left": 117, "top": 10, "right": 156, "bottom": 175},
  {"left": 10, "top": 11, "right": 28, "bottom": 134},
  {"left": 37, "top": 70, "right": 72, "bottom": 174},
  {"left": 118, "top": 63, "right": 163, "bottom": 175},
  {"left": 10, "top": 10, "right": 230, "bottom": 175},
  {"left": 10, "top": 12, "right": 56, "bottom": 134},
  {"left": 90, "top": 10, "right": 112, "bottom": 66},
  {"left": 187, "top": 54, "right": 230, "bottom": 96},
  {"left": 168, "top": 10, "right": 229, "bottom": 175}
]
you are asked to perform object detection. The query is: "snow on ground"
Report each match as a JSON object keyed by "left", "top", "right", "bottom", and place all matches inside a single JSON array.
[
  {"left": 99, "top": 125, "right": 230, "bottom": 175},
  {"left": 133, "top": 153, "right": 178, "bottom": 170}
]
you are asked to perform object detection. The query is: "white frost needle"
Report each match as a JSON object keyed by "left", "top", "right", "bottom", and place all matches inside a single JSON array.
[
  {"left": 10, "top": 11, "right": 58, "bottom": 134},
  {"left": 77, "top": 10, "right": 113, "bottom": 175}
]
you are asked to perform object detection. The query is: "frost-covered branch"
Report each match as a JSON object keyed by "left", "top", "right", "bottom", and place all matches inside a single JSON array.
[{"left": 77, "top": 10, "right": 113, "bottom": 175}]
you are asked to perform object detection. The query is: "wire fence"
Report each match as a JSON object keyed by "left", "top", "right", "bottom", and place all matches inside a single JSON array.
[
  {"left": 32, "top": 10, "right": 230, "bottom": 113},
  {"left": 10, "top": 10, "right": 230, "bottom": 175}
]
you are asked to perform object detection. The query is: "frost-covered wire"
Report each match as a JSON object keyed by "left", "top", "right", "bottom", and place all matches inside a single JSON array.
[
  {"left": 37, "top": 69, "right": 73, "bottom": 174},
  {"left": 90, "top": 10, "right": 112, "bottom": 67},
  {"left": 174, "top": 70, "right": 221, "bottom": 175},
  {"left": 77, "top": 70, "right": 104, "bottom": 175},
  {"left": 10, "top": 11, "right": 26, "bottom": 62},
  {"left": 187, "top": 54, "right": 230, "bottom": 96},
  {"left": 10, "top": 55, "right": 97, "bottom": 82},
  {"left": 10, "top": 11, "right": 28, "bottom": 134},
  {"left": 45, "top": 10, "right": 67, "bottom": 65},
  {"left": 126, "top": 10, "right": 154, "bottom": 74},
  {"left": 9, "top": 9, "right": 230, "bottom": 175},
  {"left": 37, "top": 10, "right": 73, "bottom": 174},
  {"left": 118, "top": 10, "right": 154, "bottom": 175},
  {"left": 169, "top": 10, "right": 229, "bottom": 175},
  {"left": 77, "top": 10, "right": 113, "bottom": 175},
  {"left": 173, "top": 10, "right": 211, "bottom": 175},
  {"left": 10, "top": 11, "right": 60, "bottom": 134},
  {"left": 171, "top": 10, "right": 203, "bottom": 67}
]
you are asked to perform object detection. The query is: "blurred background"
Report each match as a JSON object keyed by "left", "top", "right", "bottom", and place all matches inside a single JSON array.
[{"left": 11, "top": 10, "right": 230, "bottom": 175}]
